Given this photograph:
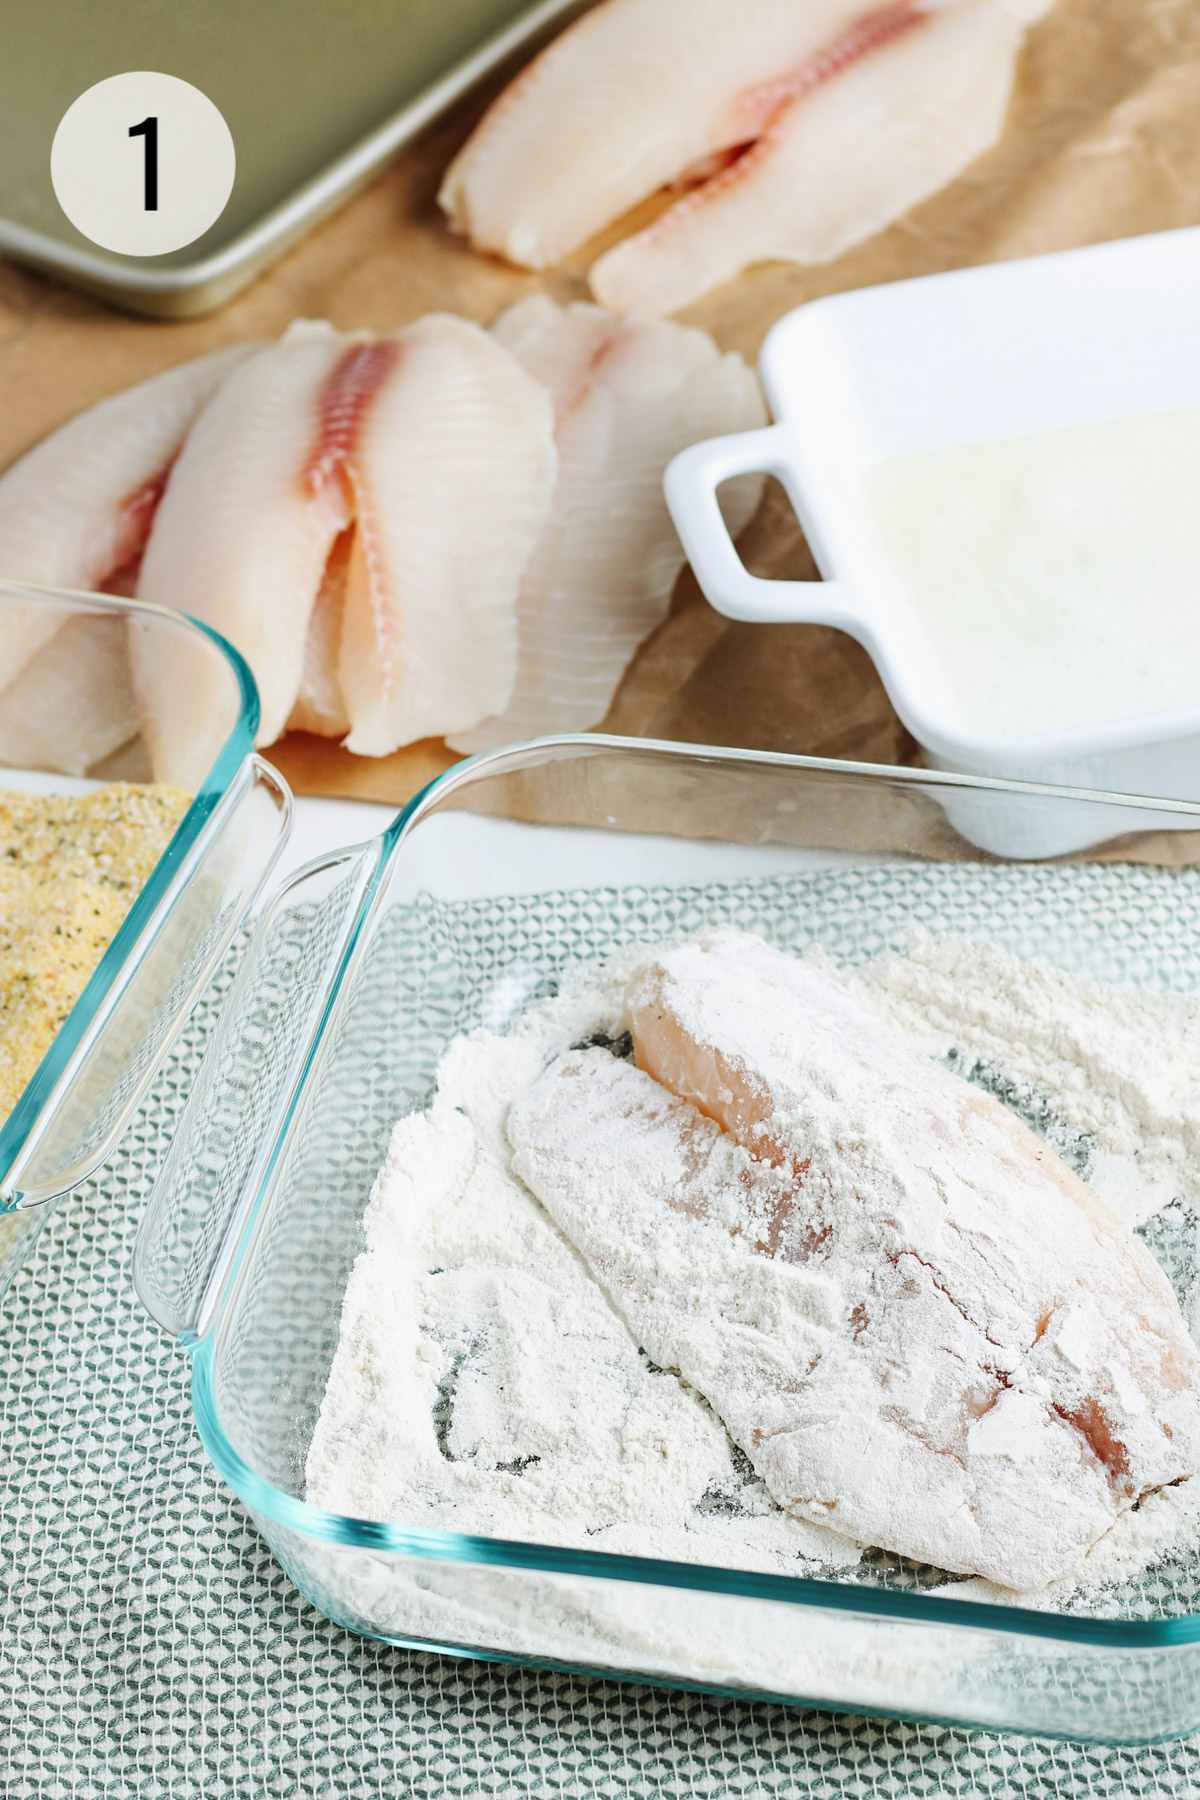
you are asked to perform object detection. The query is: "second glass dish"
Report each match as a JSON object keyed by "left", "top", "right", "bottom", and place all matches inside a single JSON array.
[{"left": 135, "top": 738, "right": 1200, "bottom": 1744}]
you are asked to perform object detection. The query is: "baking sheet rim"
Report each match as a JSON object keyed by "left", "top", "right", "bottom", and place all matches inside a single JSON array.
[{"left": 0, "top": 0, "right": 588, "bottom": 318}]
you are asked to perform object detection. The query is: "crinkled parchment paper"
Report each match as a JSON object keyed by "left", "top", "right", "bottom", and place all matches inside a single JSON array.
[{"left": 0, "top": 0, "right": 1197, "bottom": 815}]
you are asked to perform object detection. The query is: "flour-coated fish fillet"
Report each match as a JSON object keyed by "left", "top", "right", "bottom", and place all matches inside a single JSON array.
[
  {"left": 508, "top": 930, "right": 1200, "bottom": 1589},
  {"left": 447, "top": 296, "right": 764, "bottom": 752},
  {"left": 591, "top": 0, "right": 1032, "bottom": 315},
  {"left": 0, "top": 345, "right": 254, "bottom": 688},
  {"left": 336, "top": 313, "right": 555, "bottom": 754}
]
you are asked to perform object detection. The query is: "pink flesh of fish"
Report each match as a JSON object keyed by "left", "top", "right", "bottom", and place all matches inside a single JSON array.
[
  {"left": 0, "top": 344, "right": 254, "bottom": 689},
  {"left": 591, "top": 0, "right": 1036, "bottom": 314},
  {"left": 336, "top": 313, "right": 555, "bottom": 754},
  {"left": 440, "top": 0, "right": 912, "bottom": 269},
  {"left": 134, "top": 317, "right": 553, "bottom": 775},
  {"left": 441, "top": 0, "right": 1052, "bottom": 314},
  {"left": 448, "top": 295, "right": 765, "bottom": 752},
  {"left": 134, "top": 323, "right": 359, "bottom": 763}
]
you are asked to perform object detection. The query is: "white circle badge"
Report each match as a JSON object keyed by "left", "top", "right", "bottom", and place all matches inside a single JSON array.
[{"left": 51, "top": 72, "right": 235, "bottom": 257}]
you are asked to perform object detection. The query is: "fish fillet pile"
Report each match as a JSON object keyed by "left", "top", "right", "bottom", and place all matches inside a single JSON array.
[
  {"left": 508, "top": 930, "right": 1200, "bottom": 1589},
  {"left": 440, "top": 0, "right": 1055, "bottom": 316},
  {"left": 0, "top": 302, "right": 763, "bottom": 786}
]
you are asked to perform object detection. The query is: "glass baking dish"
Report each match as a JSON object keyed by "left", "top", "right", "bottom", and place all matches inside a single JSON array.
[
  {"left": 136, "top": 737, "right": 1200, "bottom": 1745},
  {"left": 0, "top": 580, "right": 291, "bottom": 1297}
]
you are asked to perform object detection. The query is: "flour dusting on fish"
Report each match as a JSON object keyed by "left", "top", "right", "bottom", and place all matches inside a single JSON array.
[{"left": 509, "top": 930, "right": 1200, "bottom": 1590}]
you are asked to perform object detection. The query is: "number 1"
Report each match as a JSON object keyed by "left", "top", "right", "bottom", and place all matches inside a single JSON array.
[{"left": 129, "top": 116, "right": 158, "bottom": 211}]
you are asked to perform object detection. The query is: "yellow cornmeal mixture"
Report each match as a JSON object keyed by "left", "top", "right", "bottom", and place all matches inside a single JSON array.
[{"left": 0, "top": 783, "right": 191, "bottom": 1123}]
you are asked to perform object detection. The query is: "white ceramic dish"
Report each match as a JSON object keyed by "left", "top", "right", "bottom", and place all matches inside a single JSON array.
[{"left": 665, "top": 227, "right": 1200, "bottom": 855}]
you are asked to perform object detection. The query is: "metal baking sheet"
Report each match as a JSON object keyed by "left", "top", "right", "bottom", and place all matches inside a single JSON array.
[{"left": 0, "top": 0, "right": 586, "bottom": 320}]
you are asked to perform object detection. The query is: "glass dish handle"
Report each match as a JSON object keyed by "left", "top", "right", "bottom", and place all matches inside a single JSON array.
[{"left": 133, "top": 837, "right": 382, "bottom": 1341}]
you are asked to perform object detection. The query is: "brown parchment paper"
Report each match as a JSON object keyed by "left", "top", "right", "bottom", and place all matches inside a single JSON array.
[{"left": 1, "top": 0, "right": 1199, "bottom": 809}]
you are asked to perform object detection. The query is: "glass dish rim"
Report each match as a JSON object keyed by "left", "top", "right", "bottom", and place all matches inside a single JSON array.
[
  {"left": 0, "top": 580, "right": 261, "bottom": 1197},
  {"left": 188, "top": 734, "right": 1200, "bottom": 1652}
]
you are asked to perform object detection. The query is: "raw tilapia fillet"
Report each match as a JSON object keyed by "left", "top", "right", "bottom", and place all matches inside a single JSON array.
[
  {"left": 135, "top": 323, "right": 357, "bottom": 764},
  {"left": 134, "top": 315, "right": 555, "bottom": 773},
  {"left": 448, "top": 296, "right": 765, "bottom": 751},
  {"left": 0, "top": 344, "right": 254, "bottom": 685},
  {"left": 507, "top": 930, "right": 1200, "bottom": 1590},
  {"left": 440, "top": 0, "right": 1054, "bottom": 315},
  {"left": 591, "top": 0, "right": 1039, "bottom": 318},
  {"left": 289, "top": 528, "right": 353, "bottom": 738},
  {"left": 333, "top": 313, "right": 555, "bottom": 755},
  {"left": 0, "top": 614, "right": 139, "bottom": 778}
]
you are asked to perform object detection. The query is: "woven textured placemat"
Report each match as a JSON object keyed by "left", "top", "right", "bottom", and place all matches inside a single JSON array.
[{"left": 5, "top": 952, "right": 1200, "bottom": 1798}]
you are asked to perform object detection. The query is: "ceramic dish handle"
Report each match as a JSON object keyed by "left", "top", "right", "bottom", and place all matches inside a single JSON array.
[
  {"left": 665, "top": 426, "right": 865, "bottom": 632},
  {"left": 132, "top": 838, "right": 383, "bottom": 1341}
]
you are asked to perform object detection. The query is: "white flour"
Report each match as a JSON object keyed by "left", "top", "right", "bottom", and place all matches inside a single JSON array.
[
  {"left": 850, "top": 932, "right": 1200, "bottom": 1230},
  {"left": 306, "top": 931, "right": 1200, "bottom": 1677},
  {"left": 306, "top": 948, "right": 855, "bottom": 1577}
]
